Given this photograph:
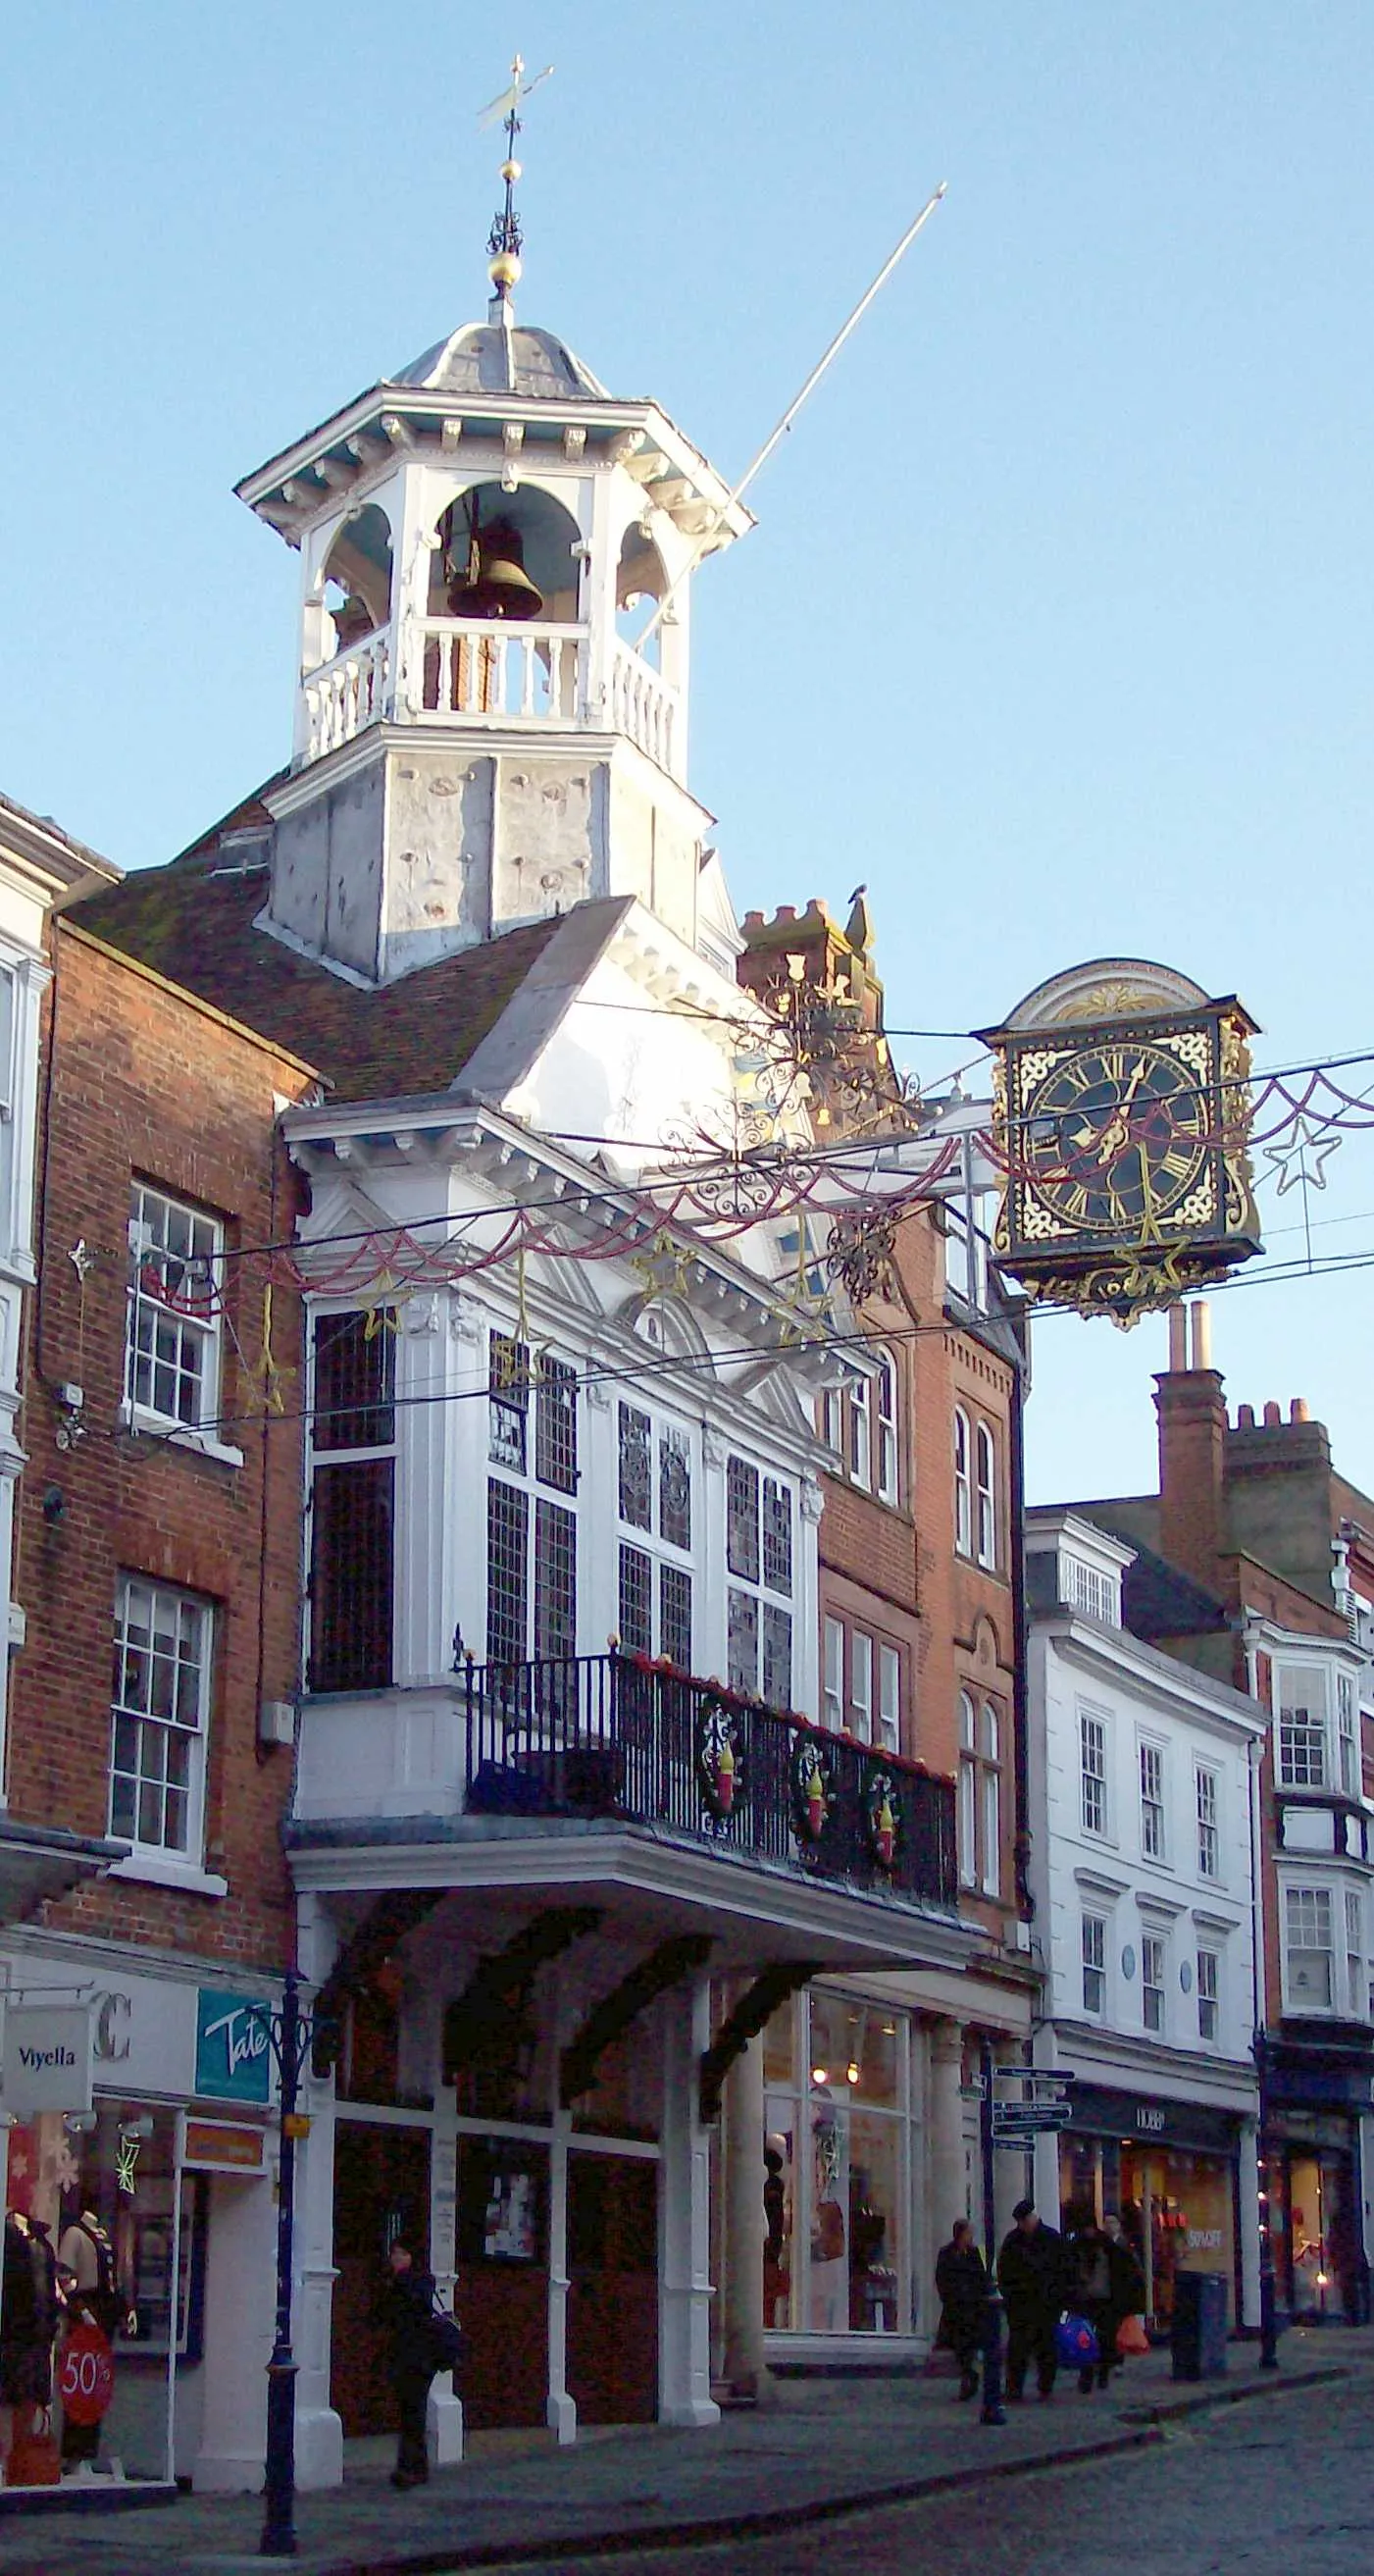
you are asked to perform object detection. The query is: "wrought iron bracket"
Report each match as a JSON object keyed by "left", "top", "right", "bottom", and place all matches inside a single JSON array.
[
  {"left": 560, "top": 1933, "right": 714, "bottom": 2108},
  {"left": 698, "top": 1961, "right": 819, "bottom": 2127}
]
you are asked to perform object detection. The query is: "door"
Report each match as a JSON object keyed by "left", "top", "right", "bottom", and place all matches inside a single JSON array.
[
  {"left": 330, "top": 2122, "right": 431, "bottom": 2436},
  {"left": 566, "top": 2152, "right": 658, "bottom": 2424}
]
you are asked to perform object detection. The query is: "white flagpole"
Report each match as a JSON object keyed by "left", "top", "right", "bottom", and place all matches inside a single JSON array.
[{"left": 636, "top": 181, "right": 948, "bottom": 653}]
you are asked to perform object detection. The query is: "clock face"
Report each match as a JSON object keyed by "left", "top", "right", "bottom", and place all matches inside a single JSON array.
[{"left": 1018, "top": 1039, "right": 1213, "bottom": 1236}]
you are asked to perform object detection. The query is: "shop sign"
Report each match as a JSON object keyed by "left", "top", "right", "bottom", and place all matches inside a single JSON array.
[
  {"left": 183, "top": 2117, "right": 267, "bottom": 2175},
  {"left": 194, "top": 1990, "right": 274, "bottom": 2104},
  {"left": 2, "top": 2003, "right": 93, "bottom": 2116},
  {"left": 1136, "top": 2105, "right": 1167, "bottom": 2134},
  {"left": 58, "top": 2322, "right": 114, "bottom": 2426}
]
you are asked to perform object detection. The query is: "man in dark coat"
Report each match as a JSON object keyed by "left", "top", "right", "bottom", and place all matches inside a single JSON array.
[
  {"left": 382, "top": 2239, "right": 436, "bottom": 2489},
  {"left": 935, "top": 2218, "right": 989, "bottom": 2399},
  {"left": 997, "top": 2197, "right": 1067, "bottom": 2400}
]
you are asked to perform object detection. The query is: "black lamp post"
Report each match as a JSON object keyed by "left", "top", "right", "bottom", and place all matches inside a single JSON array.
[
  {"left": 978, "top": 2036, "right": 1006, "bottom": 2424},
  {"left": 250, "top": 1972, "right": 326, "bottom": 2558}
]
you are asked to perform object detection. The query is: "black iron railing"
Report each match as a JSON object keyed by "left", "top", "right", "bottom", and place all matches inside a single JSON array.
[{"left": 462, "top": 1652, "right": 957, "bottom": 1910}]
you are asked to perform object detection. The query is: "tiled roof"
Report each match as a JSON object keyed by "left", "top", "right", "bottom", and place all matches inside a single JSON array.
[
  {"left": 1071, "top": 1504, "right": 1231, "bottom": 1640},
  {"left": 67, "top": 833, "right": 566, "bottom": 1104}
]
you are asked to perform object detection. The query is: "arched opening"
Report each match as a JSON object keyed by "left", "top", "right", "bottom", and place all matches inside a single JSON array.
[
  {"left": 616, "top": 524, "right": 668, "bottom": 671},
  {"left": 424, "top": 483, "right": 583, "bottom": 718},
  {"left": 305, "top": 504, "right": 394, "bottom": 671}
]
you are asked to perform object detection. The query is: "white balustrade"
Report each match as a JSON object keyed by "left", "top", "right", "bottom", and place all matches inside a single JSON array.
[
  {"left": 611, "top": 641, "right": 680, "bottom": 775},
  {"left": 301, "top": 629, "right": 390, "bottom": 761},
  {"left": 413, "top": 619, "right": 585, "bottom": 725}
]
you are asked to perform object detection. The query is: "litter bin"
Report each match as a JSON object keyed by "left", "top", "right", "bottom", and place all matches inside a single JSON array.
[{"left": 1171, "top": 2271, "right": 1228, "bottom": 2380}]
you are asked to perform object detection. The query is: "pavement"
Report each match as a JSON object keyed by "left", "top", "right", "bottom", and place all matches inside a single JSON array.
[{"left": 0, "top": 2327, "right": 1369, "bottom": 2576}]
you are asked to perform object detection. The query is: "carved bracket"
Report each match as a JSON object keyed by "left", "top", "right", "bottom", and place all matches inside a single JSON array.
[
  {"left": 311, "top": 1886, "right": 448, "bottom": 2077},
  {"left": 442, "top": 1905, "right": 603, "bottom": 2086},
  {"left": 698, "top": 1961, "right": 819, "bottom": 2127},
  {"left": 560, "top": 1933, "right": 714, "bottom": 2108}
]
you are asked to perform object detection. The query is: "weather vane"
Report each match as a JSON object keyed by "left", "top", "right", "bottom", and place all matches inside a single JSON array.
[{"left": 480, "top": 53, "right": 554, "bottom": 304}]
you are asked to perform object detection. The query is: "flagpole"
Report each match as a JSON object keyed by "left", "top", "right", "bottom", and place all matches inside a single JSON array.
[{"left": 636, "top": 181, "right": 948, "bottom": 652}]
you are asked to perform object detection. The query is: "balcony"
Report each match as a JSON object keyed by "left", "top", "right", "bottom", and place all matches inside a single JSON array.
[
  {"left": 295, "top": 622, "right": 684, "bottom": 778},
  {"left": 459, "top": 1653, "right": 957, "bottom": 1911}
]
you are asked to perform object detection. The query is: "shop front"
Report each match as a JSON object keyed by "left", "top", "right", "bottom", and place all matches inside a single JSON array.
[
  {"left": 0, "top": 1944, "right": 279, "bottom": 2497},
  {"left": 1259, "top": 2047, "right": 1373, "bottom": 2326},
  {"left": 758, "top": 1984, "right": 921, "bottom": 2347},
  {"left": 1056, "top": 2085, "right": 1246, "bottom": 2333}
]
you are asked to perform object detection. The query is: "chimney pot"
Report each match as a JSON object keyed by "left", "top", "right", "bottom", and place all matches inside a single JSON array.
[
  {"left": 775, "top": 905, "right": 796, "bottom": 923},
  {"left": 1167, "top": 1306, "right": 1188, "bottom": 1372},
  {"left": 1238, "top": 1403, "right": 1255, "bottom": 1429},
  {"left": 1263, "top": 1401, "right": 1281, "bottom": 1427},
  {"left": 742, "top": 909, "right": 764, "bottom": 929},
  {"left": 1291, "top": 1399, "right": 1309, "bottom": 1423},
  {"left": 1190, "top": 1299, "right": 1212, "bottom": 1371}
]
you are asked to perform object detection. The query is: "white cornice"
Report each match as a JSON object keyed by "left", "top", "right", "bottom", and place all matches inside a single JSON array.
[{"left": 1041, "top": 1616, "right": 1264, "bottom": 1739}]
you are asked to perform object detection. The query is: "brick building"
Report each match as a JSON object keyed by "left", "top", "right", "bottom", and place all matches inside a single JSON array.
[
  {"left": 1, "top": 895, "right": 317, "bottom": 2487},
  {"left": 737, "top": 900, "right": 1037, "bottom": 2351},
  {"left": 1064, "top": 1297, "right": 1374, "bottom": 2325}
]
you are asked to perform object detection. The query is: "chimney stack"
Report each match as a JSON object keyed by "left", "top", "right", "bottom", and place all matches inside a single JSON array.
[{"left": 1155, "top": 1299, "right": 1227, "bottom": 1599}]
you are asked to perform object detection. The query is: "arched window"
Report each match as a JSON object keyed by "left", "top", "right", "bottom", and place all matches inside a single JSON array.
[
  {"left": 975, "top": 1421, "right": 996, "bottom": 1569},
  {"left": 981, "top": 1705, "right": 1000, "bottom": 1896},
  {"left": 953, "top": 1410, "right": 972, "bottom": 1556},
  {"left": 958, "top": 1691, "right": 978, "bottom": 1889}
]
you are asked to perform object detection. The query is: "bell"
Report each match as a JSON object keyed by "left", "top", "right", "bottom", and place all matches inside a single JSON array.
[{"left": 447, "top": 519, "right": 543, "bottom": 622}]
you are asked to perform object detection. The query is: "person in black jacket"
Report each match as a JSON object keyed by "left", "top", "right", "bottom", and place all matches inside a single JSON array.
[
  {"left": 382, "top": 2240, "right": 436, "bottom": 2489},
  {"left": 935, "top": 2219, "right": 989, "bottom": 2399},
  {"left": 997, "top": 2198, "right": 1067, "bottom": 2400}
]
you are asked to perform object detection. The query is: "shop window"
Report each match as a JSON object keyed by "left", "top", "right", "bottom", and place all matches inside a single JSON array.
[
  {"left": 761, "top": 1988, "right": 912, "bottom": 2343},
  {"left": 1142, "top": 1933, "right": 1166, "bottom": 2034},
  {"left": 1080, "top": 1708, "right": 1109, "bottom": 1837},
  {"left": 110, "top": 1574, "right": 213, "bottom": 1857},
  {"left": 487, "top": 1333, "right": 579, "bottom": 1663},
  {"left": 1277, "top": 1665, "right": 1329, "bottom": 1788},
  {"left": 126, "top": 1181, "right": 225, "bottom": 1432},
  {"left": 1196, "top": 1766, "right": 1220, "bottom": 1881},
  {"left": 1284, "top": 1884, "right": 1334, "bottom": 2009},
  {"left": 953, "top": 1410, "right": 972, "bottom": 1556},
  {"left": 616, "top": 1402, "right": 693, "bottom": 1668},
  {"left": 1139, "top": 1740, "right": 1167, "bottom": 1861},
  {"left": 1082, "top": 1912, "right": 1106, "bottom": 2016},
  {"left": 975, "top": 1423, "right": 996, "bottom": 1569},
  {"left": 309, "top": 1309, "right": 395, "bottom": 1691},
  {"left": 1196, "top": 1946, "right": 1219, "bottom": 2043},
  {"left": 726, "top": 1457, "right": 792, "bottom": 1707}
]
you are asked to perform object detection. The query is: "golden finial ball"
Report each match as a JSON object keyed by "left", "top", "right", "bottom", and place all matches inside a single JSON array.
[
  {"left": 501, "top": 158, "right": 522, "bottom": 183},
  {"left": 489, "top": 249, "right": 523, "bottom": 290}
]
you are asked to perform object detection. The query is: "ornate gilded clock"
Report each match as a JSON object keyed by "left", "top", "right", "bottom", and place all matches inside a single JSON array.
[{"left": 976, "top": 959, "right": 1261, "bottom": 1324}]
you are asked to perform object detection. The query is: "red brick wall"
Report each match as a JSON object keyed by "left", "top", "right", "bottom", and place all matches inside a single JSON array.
[{"left": 10, "top": 926, "right": 314, "bottom": 1971}]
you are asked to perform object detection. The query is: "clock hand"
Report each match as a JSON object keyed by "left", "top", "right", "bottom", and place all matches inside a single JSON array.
[{"left": 1094, "top": 1055, "right": 1150, "bottom": 1169}]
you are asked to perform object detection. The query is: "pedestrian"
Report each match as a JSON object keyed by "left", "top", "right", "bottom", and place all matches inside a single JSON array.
[
  {"left": 382, "top": 2239, "right": 436, "bottom": 2490},
  {"left": 1101, "top": 2211, "right": 1147, "bottom": 2377},
  {"left": 1065, "top": 2218, "right": 1115, "bottom": 2392},
  {"left": 997, "top": 2197, "right": 1067, "bottom": 2401},
  {"left": 935, "top": 2218, "right": 989, "bottom": 2400}
]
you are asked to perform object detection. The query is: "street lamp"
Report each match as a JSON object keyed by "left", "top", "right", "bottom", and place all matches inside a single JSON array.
[{"left": 249, "top": 1972, "right": 328, "bottom": 2558}]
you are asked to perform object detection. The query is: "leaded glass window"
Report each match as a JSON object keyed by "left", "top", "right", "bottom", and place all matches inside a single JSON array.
[
  {"left": 727, "top": 1458, "right": 760, "bottom": 1581},
  {"left": 618, "top": 1403, "right": 652, "bottom": 1529}
]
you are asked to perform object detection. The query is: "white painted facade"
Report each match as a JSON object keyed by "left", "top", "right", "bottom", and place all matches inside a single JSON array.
[{"left": 1024, "top": 1510, "right": 1264, "bottom": 2325}]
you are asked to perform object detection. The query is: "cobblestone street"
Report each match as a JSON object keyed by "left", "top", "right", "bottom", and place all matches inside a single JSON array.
[{"left": 485, "top": 2375, "right": 1374, "bottom": 2576}]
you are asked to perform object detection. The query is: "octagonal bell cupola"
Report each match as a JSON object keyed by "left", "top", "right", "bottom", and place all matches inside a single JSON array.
[{"left": 235, "top": 291, "right": 751, "bottom": 985}]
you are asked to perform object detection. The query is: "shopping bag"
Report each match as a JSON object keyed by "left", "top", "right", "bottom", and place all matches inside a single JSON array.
[
  {"left": 1115, "top": 2311, "right": 1149, "bottom": 2356},
  {"left": 426, "top": 2306, "right": 468, "bottom": 2376},
  {"left": 1054, "top": 2311, "right": 1099, "bottom": 2367},
  {"left": 8, "top": 2403, "right": 60, "bottom": 2486}
]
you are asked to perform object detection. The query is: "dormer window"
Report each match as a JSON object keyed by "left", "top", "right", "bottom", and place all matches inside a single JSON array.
[{"left": 1066, "top": 1556, "right": 1120, "bottom": 1625}]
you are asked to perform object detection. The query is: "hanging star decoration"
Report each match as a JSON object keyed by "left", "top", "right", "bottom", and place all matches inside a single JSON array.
[
  {"left": 116, "top": 2133, "right": 142, "bottom": 2197},
  {"left": 631, "top": 1229, "right": 696, "bottom": 1304},
  {"left": 244, "top": 1284, "right": 296, "bottom": 1415},
  {"left": 361, "top": 1272, "right": 403, "bottom": 1340},
  {"left": 1263, "top": 1114, "right": 1343, "bottom": 1197}
]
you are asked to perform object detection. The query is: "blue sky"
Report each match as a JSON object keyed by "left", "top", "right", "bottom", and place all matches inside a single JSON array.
[{"left": 3, "top": 3, "right": 1372, "bottom": 1511}]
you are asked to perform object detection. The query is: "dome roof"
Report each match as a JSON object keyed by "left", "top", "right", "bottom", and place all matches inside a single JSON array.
[{"left": 391, "top": 317, "right": 608, "bottom": 402}]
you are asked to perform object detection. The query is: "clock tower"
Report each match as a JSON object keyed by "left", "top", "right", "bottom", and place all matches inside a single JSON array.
[{"left": 234, "top": 189, "right": 750, "bottom": 985}]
